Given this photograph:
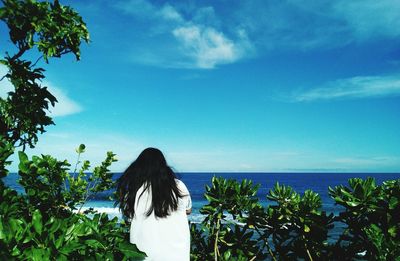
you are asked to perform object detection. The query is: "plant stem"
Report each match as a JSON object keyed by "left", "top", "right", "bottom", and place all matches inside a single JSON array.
[
  {"left": 303, "top": 235, "right": 313, "bottom": 261},
  {"left": 72, "top": 151, "right": 81, "bottom": 179},
  {"left": 306, "top": 248, "right": 313, "bottom": 261},
  {"left": 78, "top": 172, "right": 101, "bottom": 213},
  {"left": 214, "top": 217, "right": 221, "bottom": 261}
]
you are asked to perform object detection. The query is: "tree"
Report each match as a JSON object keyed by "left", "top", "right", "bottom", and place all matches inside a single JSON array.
[{"left": 0, "top": 0, "right": 89, "bottom": 177}]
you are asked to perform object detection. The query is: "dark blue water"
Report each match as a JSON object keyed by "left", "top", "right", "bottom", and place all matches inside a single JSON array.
[
  {"left": 3, "top": 172, "right": 400, "bottom": 222},
  {"left": 179, "top": 172, "right": 400, "bottom": 214}
]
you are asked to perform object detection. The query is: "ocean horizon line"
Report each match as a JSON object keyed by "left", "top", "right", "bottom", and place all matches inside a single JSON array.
[{"left": 4, "top": 171, "right": 400, "bottom": 175}]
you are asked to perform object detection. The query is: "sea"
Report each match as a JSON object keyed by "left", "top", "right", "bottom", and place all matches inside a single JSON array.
[{"left": 3, "top": 172, "right": 400, "bottom": 224}]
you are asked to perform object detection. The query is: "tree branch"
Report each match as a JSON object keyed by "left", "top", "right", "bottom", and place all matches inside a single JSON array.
[
  {"left": 11, "top": 45, "right": 29, "bottom": 61},
  {"left": 32, "top": 55, "right": 44, "bottom": 67}
]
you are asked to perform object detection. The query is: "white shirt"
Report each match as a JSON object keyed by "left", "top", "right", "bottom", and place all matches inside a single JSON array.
[{"left": 130, "top": 179, "right": 192, "bottom": 261}]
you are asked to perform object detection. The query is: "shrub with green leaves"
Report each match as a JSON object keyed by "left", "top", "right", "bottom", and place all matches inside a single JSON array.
[
  {"left": 329, "top": 177, "right": 400, "bottom": 260},
  {"left": 191, "top": 177, "right": 263, "bottom": 260},
  {"left": 0, "top": 145, "right": 147, "bottom": 260},
  {"left": 0, "top": 206, "right": 145, "bottom": 260},
  {"left": 263, "top": 183, "right": 334, "bottom": 260},
  {"left": 191, "top": 176, "right": 400, "bottom": 261}
]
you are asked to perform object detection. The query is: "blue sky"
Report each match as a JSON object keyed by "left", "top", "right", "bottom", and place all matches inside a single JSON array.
[{"left": 2, "top": 0, "right": 400, "bottom": 172}]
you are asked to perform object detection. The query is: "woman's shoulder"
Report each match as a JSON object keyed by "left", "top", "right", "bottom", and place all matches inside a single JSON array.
[
  {"left": 174, "top": 178, "right": 186, "bottom": 187},
  {"left": 174, "top": 179, "right": 190, "bottom": 195}
]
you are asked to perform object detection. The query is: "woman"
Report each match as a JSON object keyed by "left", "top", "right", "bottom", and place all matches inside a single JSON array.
[{"left": 116, "top": 148, "right": 192, "bottom": 261}]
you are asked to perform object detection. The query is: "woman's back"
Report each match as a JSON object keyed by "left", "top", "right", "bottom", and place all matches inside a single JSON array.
[{"left": 130, "top": 179, "right": 192, "bottom": 261}]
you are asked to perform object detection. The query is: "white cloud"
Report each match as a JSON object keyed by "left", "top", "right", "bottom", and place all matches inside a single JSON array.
[
  {"left": 0, "top": 65, "right": 82, "bottom": 117},
  {"left": 294, "top": 74, "right": 400, "bottom": 101},
  {"left": 172, "top": 26, "right": 243, "bottom": 69},
  {"left": 160, "top": 4, "right": 183, "bottom": 22},
  {"left": 115, "top": 0, "right": 253, "bottom": 69},
  {"left": 45, "top": 82, "right": 82, "bottom": 117}
]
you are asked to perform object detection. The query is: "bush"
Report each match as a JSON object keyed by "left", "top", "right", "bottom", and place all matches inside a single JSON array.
[
  {"left": 0, "top": 147, "right": 146, "bottom": 260},
  {"left": 190, "top": 176, "right": 400, "bottom": 260}
]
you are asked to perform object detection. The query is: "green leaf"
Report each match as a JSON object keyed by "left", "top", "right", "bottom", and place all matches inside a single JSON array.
[
  {"left": 346, "top": 201, "right": 360, "bottom": 207},
  {"left": 389, "top": 197, "right": 398, "bottom": 210},
  {"left": 60, "top": 241, "right": 85, "bottom": 255},
  {"left": 11, "top": 245, "right": 21, "bottom": 256},
  {"left": 32, "top": 209, "right": 43, "bottom": 235},
  {"left": 31, "top": 247, "right": 50, "bottom": 261},
  {"left": 65, "top": 224, "right": 76, "bottom": 237},
  {"left": 204, "top": 193, "right": 219, "bottom": 202},
  {"left": 118, "top": 241, "right": 147, "bottom": 258},
  {"left": 55, "top": 233, "right": 65, "bottom": 249},
  {"left": 0, "top": 218, "right": 5, "bottom": 240},
  {"left": 304, "top": 224, "right": 310, "bottom": 233},
  {"left": 224, "top": 250, "right": 231, "bottom": 260},
  {"left": 85, "top": 239, "right": 104, "bottom": 249},
  {"left": 18, "top": 151, "right": 29, "bottom": 163},
  {"left": 9, "top": 218, "right": 24, "bottom": 241},
  {"left": 57, "top": 254, "right": 68, "bottom": 261},
  {"left": 388, "top": 226, "right": 397, "bottom": 237},
  {"left": 18, "top": 151, "right": 30, "bottom": 172},
  {"left": 47, "top": 218, "right": 60, "bottom": 234}
]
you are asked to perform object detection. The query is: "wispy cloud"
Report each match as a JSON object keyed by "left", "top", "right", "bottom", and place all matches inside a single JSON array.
[
  {"left": 231, "top": 0, "right": 400, "bottom": 51},
  {"left": 45, "top": 82, "right": 82, "bottom": 117},
  {"left": 116, "top": 0, "right": 182, "bottom": 22},
  {"left": 159, "top": 4, "right": 184, "bottom": 22},
  {"left": 332, "top": 0, "right": 400, "bottom": 39},
  {"left": 294, "top": 74, "right": 400, "bottom": 101},
  {"left": 115, "top": 0, "right": 253, "bottom": 69},
  {"left": 0, "top": 65, "right": 82, "bottom": 117},
  {"left": 280, "top": 154, "right": 400, "bottom": 172},
  {"left": 332, "top": 156, "right": 400, "bottom": 169}
]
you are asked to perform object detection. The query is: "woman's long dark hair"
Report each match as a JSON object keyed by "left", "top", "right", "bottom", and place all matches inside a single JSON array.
[{"left": 116, "top": 148, "right": 183, "bottom": 218}]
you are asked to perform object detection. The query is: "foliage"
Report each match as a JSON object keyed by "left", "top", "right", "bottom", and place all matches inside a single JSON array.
[
  {"left": 17, "top": 147, "right": 117, "bottom": 216},
  {"left": 329, "top": 177, "right": 400, "bottom": 260},
  {"left": 0, "top": 146, "right": 147, "bottom": 260},
  {"left": 191, "top": 176, "right": 400, "bottom": 261},
  {"left": 0, "top": 207, "right": 145, "bottom": 260},
  {"left": 0, "top": 137, "right": 13, "bottom": 180},
  {"left": 0, "top": 0, "right": 88, "bottom": 150},
  {"left": 0, "top": 0, "right": 146, "bottom": 260},
  {"left": 191, "top": 177, "right": 262, "bottom": 260}
]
